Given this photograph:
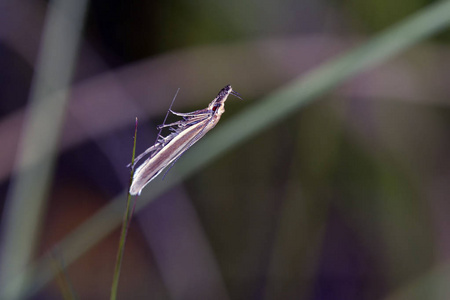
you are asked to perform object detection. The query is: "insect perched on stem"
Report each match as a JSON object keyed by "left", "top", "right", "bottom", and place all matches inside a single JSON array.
[{"left": 129, "top": 85, "right": 242, "bottom": 195}]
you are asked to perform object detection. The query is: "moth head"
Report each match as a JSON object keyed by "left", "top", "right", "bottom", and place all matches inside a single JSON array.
[
  {"left": 220, "top": 84, "right": 233, "bottom": 97},
  {"left": 209, "top": 85, "right": 243, "bottom": 113},
  {"left": 218, "top": 84, "right": 242, "bottom": 102}
]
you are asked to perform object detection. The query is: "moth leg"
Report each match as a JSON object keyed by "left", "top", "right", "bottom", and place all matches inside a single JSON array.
[
  {"left": 183, "top": 114, "right": 211, "bottom": 124},
  {"left": 170, "top": 108, "right": 210, "bottom": 117},
  {"left": 128, "top": 143, "right": 161, "bottom": 168},
  {"left": 157, "top": 120, "right": 187, "bottom": 129},
  {"left": 157, "top": 114, "right": 210, "bottom": 129}
]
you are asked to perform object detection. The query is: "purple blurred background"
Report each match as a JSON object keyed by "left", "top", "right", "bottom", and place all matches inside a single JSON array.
[{"left": 1, "top": 0, "right": 450, "bottom": 299}]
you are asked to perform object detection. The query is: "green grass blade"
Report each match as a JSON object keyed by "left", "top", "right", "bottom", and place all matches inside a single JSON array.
[
  {"left": 110, "top": 118, "right": 138, "bottom": 300},
  {"left": 50, "top": 252, "right": 78, "bottom": 300},
  {"left": 0, "top": 0, "right": 89, "bottom": 298}
]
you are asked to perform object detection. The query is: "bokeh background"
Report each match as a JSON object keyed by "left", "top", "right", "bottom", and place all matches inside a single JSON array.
[{"left": 1, "top": 0, "right": 450, "bottom": 299}]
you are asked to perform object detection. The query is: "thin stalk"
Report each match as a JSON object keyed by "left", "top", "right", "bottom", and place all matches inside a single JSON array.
[
  {"left": 110, "top": 118, "right": 139, "bottom": 300},
  {"left": 50, "top": 252, "right": 78, "bottom": 300}
]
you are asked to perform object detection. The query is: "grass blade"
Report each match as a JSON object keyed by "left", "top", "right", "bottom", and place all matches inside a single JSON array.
[
  {"left": 0, "top": 0, "right": 89, "bottom": 298},
  {"left": 110, "top": 118, "right": 138, "bottom": 300}
]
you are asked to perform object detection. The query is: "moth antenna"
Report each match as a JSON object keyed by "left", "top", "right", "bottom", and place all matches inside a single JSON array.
[
  {"left": 129, "top": 88, "right": 180, "bottom": 169},
  {"left": 153, "top": 88, "right": 180, "bottom": 145},
  {"left": 230, "top": 90, "right": 243, "bottom": 100}
]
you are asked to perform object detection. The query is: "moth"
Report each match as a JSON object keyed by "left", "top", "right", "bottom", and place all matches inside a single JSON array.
[{"left": 129, "top": 84, "right": 242, "bottom": 195}]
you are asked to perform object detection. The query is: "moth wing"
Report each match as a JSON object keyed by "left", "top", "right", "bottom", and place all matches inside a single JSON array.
[{"left": 161, "top": 111, "right": 218, "bottom": 179}]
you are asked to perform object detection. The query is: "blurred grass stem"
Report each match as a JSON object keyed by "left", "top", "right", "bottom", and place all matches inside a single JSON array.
[
  {"left": 50, "top": 252, "right": 78, "bottom": 300},
  {"left": 0, "top": 0, "right": 88, "bottom": 298}
]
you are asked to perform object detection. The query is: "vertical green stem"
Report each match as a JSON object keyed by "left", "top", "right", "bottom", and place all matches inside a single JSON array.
[{"left": 110, "top": 118, "right": 138, "bottom": 300}]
